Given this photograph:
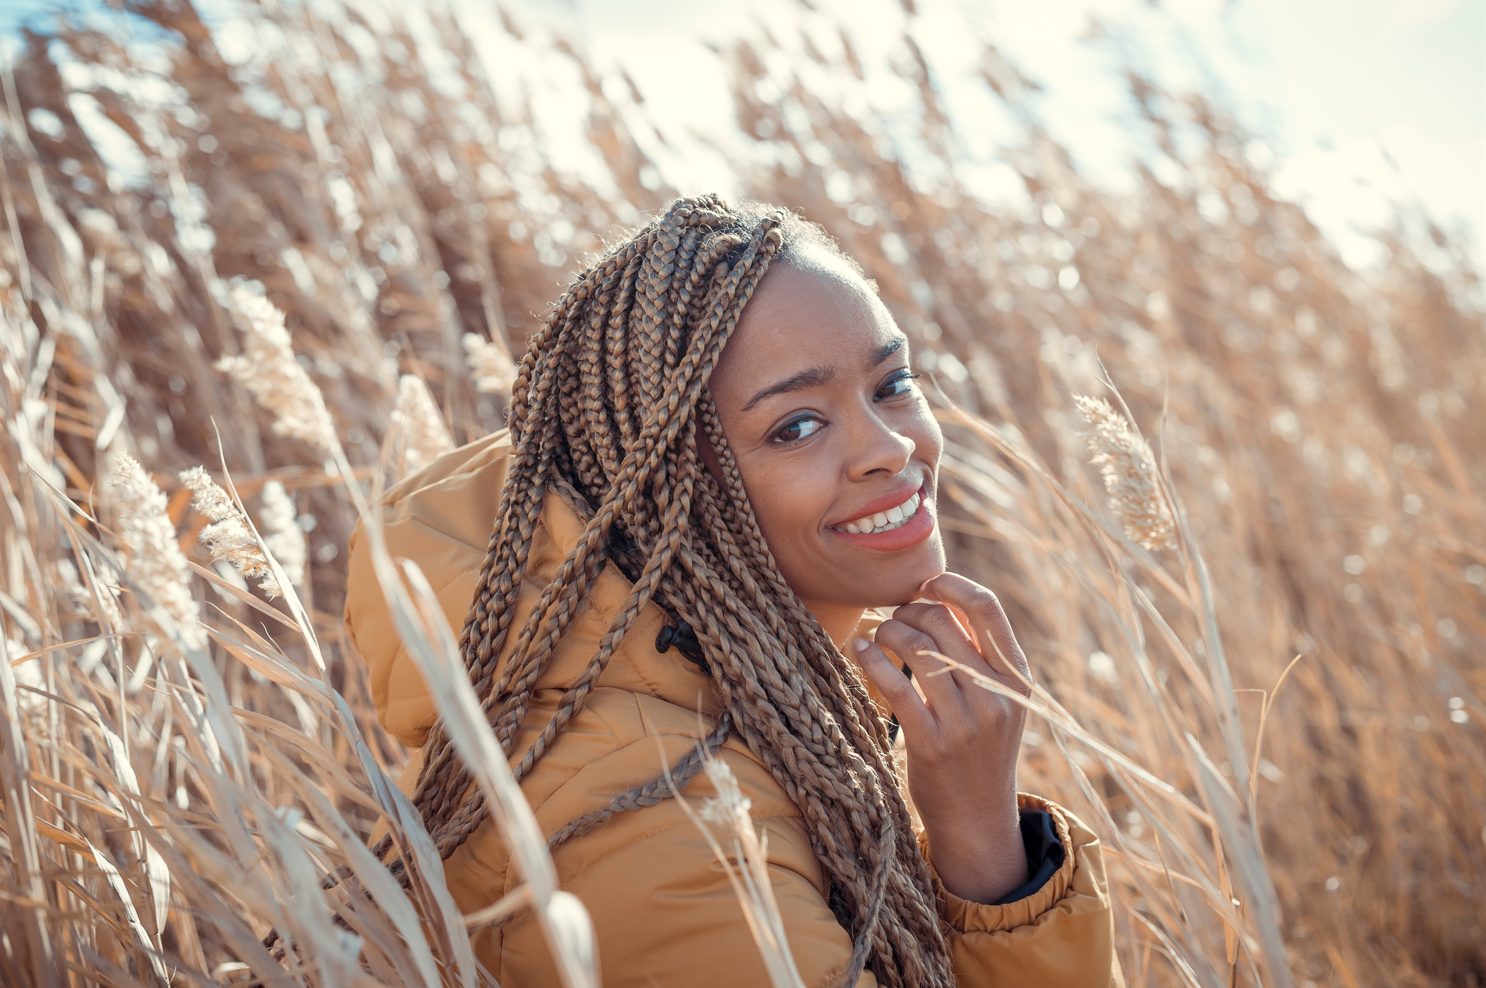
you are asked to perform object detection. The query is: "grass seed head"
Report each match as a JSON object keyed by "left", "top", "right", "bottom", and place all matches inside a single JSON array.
[
  {"left": 463, "top": 332, "right": 518, "bottom": 397},
  {"left": 699, "top": 755, "right": 753, "bottom": 826},
  {"left": 104, "top": 450, "right": 207, "bottom": 651},
  {"left": 258, "top": 480, "right": 306, "bottom": 595},
  {"left": 215, "top": 282, "right": 339, "bottom": 458},
  {"left": 391, "top": 375, "right": 455, "bottom": 475},
  {"left": 1074, "top": 394, "right": 1177, "bottom": 552},
  {"left": 179, "top": 466, "right": 284, "bottom": 599}
]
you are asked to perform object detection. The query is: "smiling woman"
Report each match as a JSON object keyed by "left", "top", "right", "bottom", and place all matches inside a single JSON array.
[
  {"left": 701, "top": 245, "right": 945, "bottom": 642},
  {"left": 339, "top": 194, "right": 1121, "bottom": 986}
]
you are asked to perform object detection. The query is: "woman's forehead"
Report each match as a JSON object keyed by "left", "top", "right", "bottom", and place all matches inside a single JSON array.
[{"left": 709, "top": 262, "right": 903, "bottom": 406}]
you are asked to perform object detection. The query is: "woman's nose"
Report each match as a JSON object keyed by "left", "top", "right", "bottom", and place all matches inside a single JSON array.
[{"left": 849, "top": 413, "right": 915, "bottom": 479}]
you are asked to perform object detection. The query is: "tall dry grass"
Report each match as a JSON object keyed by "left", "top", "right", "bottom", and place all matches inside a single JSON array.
[{"left": 2, "top": 0, "right": 1482, "bottom": 985}]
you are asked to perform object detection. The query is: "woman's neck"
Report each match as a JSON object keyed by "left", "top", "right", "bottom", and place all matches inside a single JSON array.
[{"left": 805, "top": 601, "right": 868, "bottom": 650}]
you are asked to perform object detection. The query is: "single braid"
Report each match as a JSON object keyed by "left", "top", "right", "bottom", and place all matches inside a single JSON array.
[{"left": 266, "top": 195, "right": 955, "bottom": 986}]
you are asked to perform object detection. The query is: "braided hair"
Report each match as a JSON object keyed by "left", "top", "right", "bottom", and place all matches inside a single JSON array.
[{"left": 275, "top": 194, "right": 956, "bottom": 986}]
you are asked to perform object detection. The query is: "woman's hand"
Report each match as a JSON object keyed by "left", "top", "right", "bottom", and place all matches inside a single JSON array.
[{"left": 852, "top": 571, "right": 1035, "bottom": 904}]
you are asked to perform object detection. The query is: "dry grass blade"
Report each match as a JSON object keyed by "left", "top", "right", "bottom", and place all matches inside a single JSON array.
[
  {"left": 358, "top": 503, "right": 596, "bottom": 988},
  {"left": 659, "top": 734, "right": 807, "bottom": 988}
]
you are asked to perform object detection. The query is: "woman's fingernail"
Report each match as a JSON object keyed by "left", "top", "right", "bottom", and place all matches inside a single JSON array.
[{"left": 852, "top": 636, "right": 871, "bottom": 652}]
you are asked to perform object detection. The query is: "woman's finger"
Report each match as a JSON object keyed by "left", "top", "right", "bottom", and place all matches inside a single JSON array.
[
  {"left": 887, "top": 601, "right": 989, "bottom": 693},
  {"left": 920, "top": 572, "right": 1033, "bottom": 694},
  {"left": 850, "top": 635, "right": 935, "bottom": 737},
  {"left": 871, "top": 617, "right": 972, "bottom": 717}
]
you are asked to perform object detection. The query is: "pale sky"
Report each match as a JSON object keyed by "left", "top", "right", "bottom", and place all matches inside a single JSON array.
[
  {"left": 6, "top": 0, "right": 1483, "bottom": 272},
  {"left": 523, "top": 0, "right": 1486, "bottom": 273}
]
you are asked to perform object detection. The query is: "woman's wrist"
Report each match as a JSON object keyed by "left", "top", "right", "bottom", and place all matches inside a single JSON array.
[{"left": 920, "top": 798, "right": 1030, "bottom": 903}]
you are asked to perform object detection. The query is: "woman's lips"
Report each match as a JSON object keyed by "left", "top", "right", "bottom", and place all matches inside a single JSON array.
[
  {"left": 830, "top": 478, "right": 923, "bottom": 526},
  {"left": 826, "top": 483, "right": 935, "bottom": 552}
]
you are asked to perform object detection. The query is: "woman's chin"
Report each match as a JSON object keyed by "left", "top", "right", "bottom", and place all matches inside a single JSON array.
[
  {"left": 861, "top": 566, "right": 948, "bottom": 608},
  {"left": 901, "top": 546, "right": 947, "bottom": 600}
]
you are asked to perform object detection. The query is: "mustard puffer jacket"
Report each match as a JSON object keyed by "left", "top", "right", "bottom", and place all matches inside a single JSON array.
[{"left": 343, "top": 428, "right": 1123, "bottom": 986}]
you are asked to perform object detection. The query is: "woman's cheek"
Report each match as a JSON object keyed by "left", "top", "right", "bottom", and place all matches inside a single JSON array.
[
  {"left": 914, "top": 405, "right": 943, "bottom": 454},
  {"left": 757, "top": 471, "right": 818, "bottom": 552}
]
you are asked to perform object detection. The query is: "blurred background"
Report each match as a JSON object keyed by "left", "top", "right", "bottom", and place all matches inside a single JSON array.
[{"left": 1, "top": 0, "right": 1481, "bottom": 985}]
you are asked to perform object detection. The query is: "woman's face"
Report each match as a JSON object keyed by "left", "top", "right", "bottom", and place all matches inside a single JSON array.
[{"left": 701, "top": 244, "right": 946, "bottom": 628}]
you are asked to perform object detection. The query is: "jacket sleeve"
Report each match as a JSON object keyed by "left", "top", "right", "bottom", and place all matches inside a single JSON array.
[
  {"left": 915, "top": 791, "right": 1125, "bottom": 988},
  {"left": 487, "top": 772, "right": 1121, "bottom": 987},
  {"left": 342, "top": 428, "right": 514, "bottom": 748}
]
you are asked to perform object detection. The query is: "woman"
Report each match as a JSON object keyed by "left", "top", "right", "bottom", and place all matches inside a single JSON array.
[{"left": 343, "top": 195, "right": 1121, "bottom": 986}]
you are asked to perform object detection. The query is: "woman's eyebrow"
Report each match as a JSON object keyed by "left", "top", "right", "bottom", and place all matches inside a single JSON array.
[{"left": 741, "top": 336, "right": 906, "bottom": 412}]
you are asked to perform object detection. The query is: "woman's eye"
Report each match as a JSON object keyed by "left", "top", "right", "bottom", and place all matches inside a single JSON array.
[
  {"left": 879, "top": 370, "right": 923, "bottom": 399},
  {"left": 772, "top": 416, "right": 823, "bottom": 445}
]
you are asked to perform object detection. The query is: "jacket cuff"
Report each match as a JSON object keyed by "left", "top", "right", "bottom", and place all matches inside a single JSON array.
[
  {"left": 915, "top": 791, "right": 1079, "bottom": 933},
  {"left": 989, "top": 804, "right": 1064, "bottom": 905}
]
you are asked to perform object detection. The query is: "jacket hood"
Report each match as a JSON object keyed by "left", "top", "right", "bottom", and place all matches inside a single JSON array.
[{"left": 342, "top": 427, "right": 892, "bottom": 749}]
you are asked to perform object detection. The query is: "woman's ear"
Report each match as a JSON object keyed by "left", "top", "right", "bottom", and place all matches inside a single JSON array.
[{"left": 693, "top": 415, "right": 726, "bottom": 486}]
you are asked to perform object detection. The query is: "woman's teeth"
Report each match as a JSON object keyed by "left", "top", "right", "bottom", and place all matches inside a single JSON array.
[{"left": 837, "top": 491, "right": 921, "bottom": 535}]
